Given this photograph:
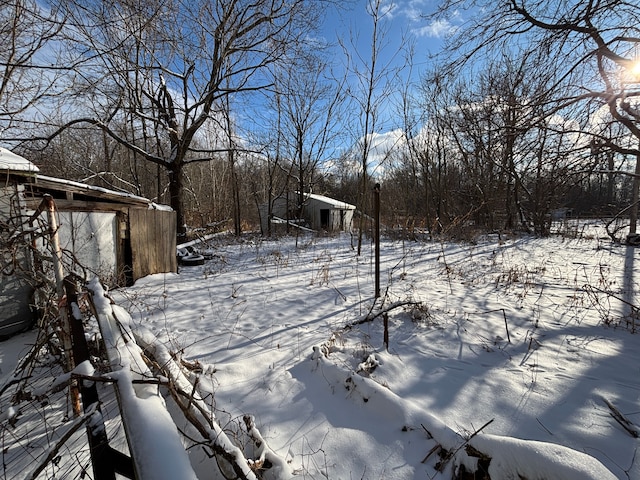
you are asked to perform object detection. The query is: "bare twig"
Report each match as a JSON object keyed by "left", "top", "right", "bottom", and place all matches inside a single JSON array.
[
  {"left": 468, "top": 308, "right": 511, "bottom": 343},
  {"left": 421, "top": 443, "right": 442, "bottom": 464},
  {"left": 437, "top": 419, "right": 494, "bottom": 472},
  {"left": 23, "top": 405, "right": 96, "bottom": 480},
  {"left": 536, "top": 417, "right": 554, "bottom": 436}
]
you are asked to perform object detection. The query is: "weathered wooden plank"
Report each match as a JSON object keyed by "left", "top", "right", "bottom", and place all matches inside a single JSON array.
[
  {"left": 167, "top": 213, "right": 177, "bottom": 273},
  {"left": 88, "top": 279, "right": 199, "bottom": 480},
  {"left": 149, "top": 210, "right": 159, "bottom": 277},
  {"left": 130, "top": 208, "right": 176, "bottom": 281},
  {"left": 130, "top": 209, "right": 148, "bottom": 280}
]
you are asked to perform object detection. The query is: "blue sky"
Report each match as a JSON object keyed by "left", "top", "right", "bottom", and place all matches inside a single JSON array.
[
  {"left": 310, "top": 1, "right": 459, "bottom": 174},
  {"left": 320, "top": 0, "right": 457, "bottom": 78},
  {"left": 322, "top": 0, "right": 456, "bottom": 43}
]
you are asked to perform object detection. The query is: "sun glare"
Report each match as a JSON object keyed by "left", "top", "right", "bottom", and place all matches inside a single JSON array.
[{"left": 623, "top": 60, "right": 640, "bottom": 83}]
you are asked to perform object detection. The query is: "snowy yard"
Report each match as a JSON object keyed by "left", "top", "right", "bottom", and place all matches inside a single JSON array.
[{"left": 2, "top": 225, "right": 639, "bottom": 479}]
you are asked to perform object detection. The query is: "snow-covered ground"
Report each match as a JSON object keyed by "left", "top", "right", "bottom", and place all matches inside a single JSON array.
[{"left": 2, "top": 224, "right": 640, "bottom": 479}]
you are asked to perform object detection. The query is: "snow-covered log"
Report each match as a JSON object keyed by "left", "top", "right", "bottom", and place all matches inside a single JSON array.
[
  {"left": 132, "top": 325, "right": 267, "bottom": 480},
  {"left": 468, "top": 433, "right": 618, "bottom": 480},
  {"left": 243, "top": 414, "right": 292, "bottom": 478},
  {"left": 87, "top": 278, "right": 199, "bottom": 480}
]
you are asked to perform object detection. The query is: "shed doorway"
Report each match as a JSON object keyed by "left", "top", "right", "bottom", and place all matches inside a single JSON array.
[{"left": 320, "top": 209, "right": 330, "bottom": 229}]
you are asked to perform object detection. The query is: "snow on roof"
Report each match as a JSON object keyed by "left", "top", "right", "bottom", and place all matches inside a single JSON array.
[
  {"left": 37, "top": 174, "right": 152, "bottom": 203},
  {"left": 0, "top": 147, "right": 39, "bottom": 173},
  {"left": 305, "top": 192, "right": 356, "bottom": 210}
]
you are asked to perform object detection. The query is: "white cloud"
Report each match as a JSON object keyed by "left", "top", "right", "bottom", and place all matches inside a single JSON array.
[
  {"left": 413, "top": 18, "right": 457, "bottom": 38},
  {"left": 339, "top": 129, "right": 408, "bottom": 180},
  {"left": 380, "top": 1, "right": 399, "bottom": 19},
  {"left": 388, "top": 1, "right": 463, "bottom": 39},
  {"left": 403, "top": 0, "right": 431, "bottom": 21}
]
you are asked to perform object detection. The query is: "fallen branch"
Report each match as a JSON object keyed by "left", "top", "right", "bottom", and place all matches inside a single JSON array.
[
  {"left": 436, "top": 419, "right": 494, "bottom": 472},
  {"left": 140, "top": 340, "right": 293, "bottom": 479},
  {"left": 243, "top": 415, "right": 291, "bottom": 475},
  {"left": 134, "top": 329, "right": 261, "bottom": 480},
  {"left": 604, "top": 397, "right": 639, "bottom": 438},
  {"left": 421, "top": 443, "right": 442, "bottom": 464},
  {"left": 347, "top": 300, "right": 421, "bottom": 328},
  {"left": 163, "top": 380, "right": 258, "bottom": 480}
]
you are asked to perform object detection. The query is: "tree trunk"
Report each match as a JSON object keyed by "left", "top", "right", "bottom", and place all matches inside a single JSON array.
[
  {"left": 168, "top": 162, "right": 187, "bottom": 241},
  {"left": 232, "top": 167, "right": 241, "bottom": 236}
]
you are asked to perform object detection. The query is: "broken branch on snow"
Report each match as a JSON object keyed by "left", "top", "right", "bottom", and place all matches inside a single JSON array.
[{"left": 603, "top": 397, "right": 639, "bottom": 438}]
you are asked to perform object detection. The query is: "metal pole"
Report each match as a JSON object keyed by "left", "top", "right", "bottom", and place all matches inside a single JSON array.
[
  {"left": 374, "top": 183, "right": 380, "bottom": 298},
  {"left": 629, "top": 151, "right": 640, "bottom": 238}
]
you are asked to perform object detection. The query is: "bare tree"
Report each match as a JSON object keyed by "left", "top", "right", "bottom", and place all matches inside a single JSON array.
[
  {"left": 429, "top": 0, "right": 640, "bottom": 237},
  {"left": 342, "top": 0, "right": 404, "bottom": 254},
  {"left": 0, "top": 0, "right": 67, "bottom": 138},
  {"left": 273, "top": 50, "right": 346, "bottom": 228},
  {"left": 248, "top": 90, "right": 292, "bottom": 236},
  {"left": 414, "top": 73, "right": 458, "bottom": 234},
  {"left": 44, "top": 0, "right": 323, "bottom": 239},
  {"left": 387, "top": 41, "right": 425, "bottom": 235},
  {"left": 412, "top": 51, "right": 593, "bottom": 236}
]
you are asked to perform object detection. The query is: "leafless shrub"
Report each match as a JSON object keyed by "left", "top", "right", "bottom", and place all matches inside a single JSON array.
[
  {"left": 404, "top": 302, "right": 435, "bottom": 326},
  {"left": 583, "top": 284, "right": 637, "bottom": 331}
]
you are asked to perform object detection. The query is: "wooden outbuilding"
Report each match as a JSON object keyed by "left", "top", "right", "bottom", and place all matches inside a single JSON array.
[
  {"left": 23, "top": 174, "right": 177, "bottom": 285},
  {"left": 0, "top": 147, "right": 176, "bottom": 336},
  {"left": 303, "top": 192, "right": 355, "bottom": 232}
]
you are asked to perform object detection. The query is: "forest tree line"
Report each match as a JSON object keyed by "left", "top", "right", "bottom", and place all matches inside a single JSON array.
[{"left": 3, "top": 0, "right": 640, "bottom": 242}]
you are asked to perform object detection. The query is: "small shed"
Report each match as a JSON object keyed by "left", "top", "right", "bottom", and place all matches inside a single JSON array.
[
  {"left": 260, "top": 192, "right": 355, "bottom": 234},
  {"left": 23, "top": 175, "right": 177, "bottom": 285},
  {"left": 304, "top": 193, "right": 356, "bottom": 231},
  {"left": 0, "top": 147, "right": 177, "bottom": 335}
]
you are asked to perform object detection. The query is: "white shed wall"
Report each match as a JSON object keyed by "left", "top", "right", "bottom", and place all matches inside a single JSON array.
[{"left": 53, "top": 211, "right": 119, "bottom": 280}]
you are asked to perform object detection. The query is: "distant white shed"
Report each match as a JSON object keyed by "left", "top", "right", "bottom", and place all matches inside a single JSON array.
[
  {"left": 260, "top": 192, "right": 355, "bottom": 234},
  {"left": 303, "top": 193, "right": 355, "bottom": 231}
]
